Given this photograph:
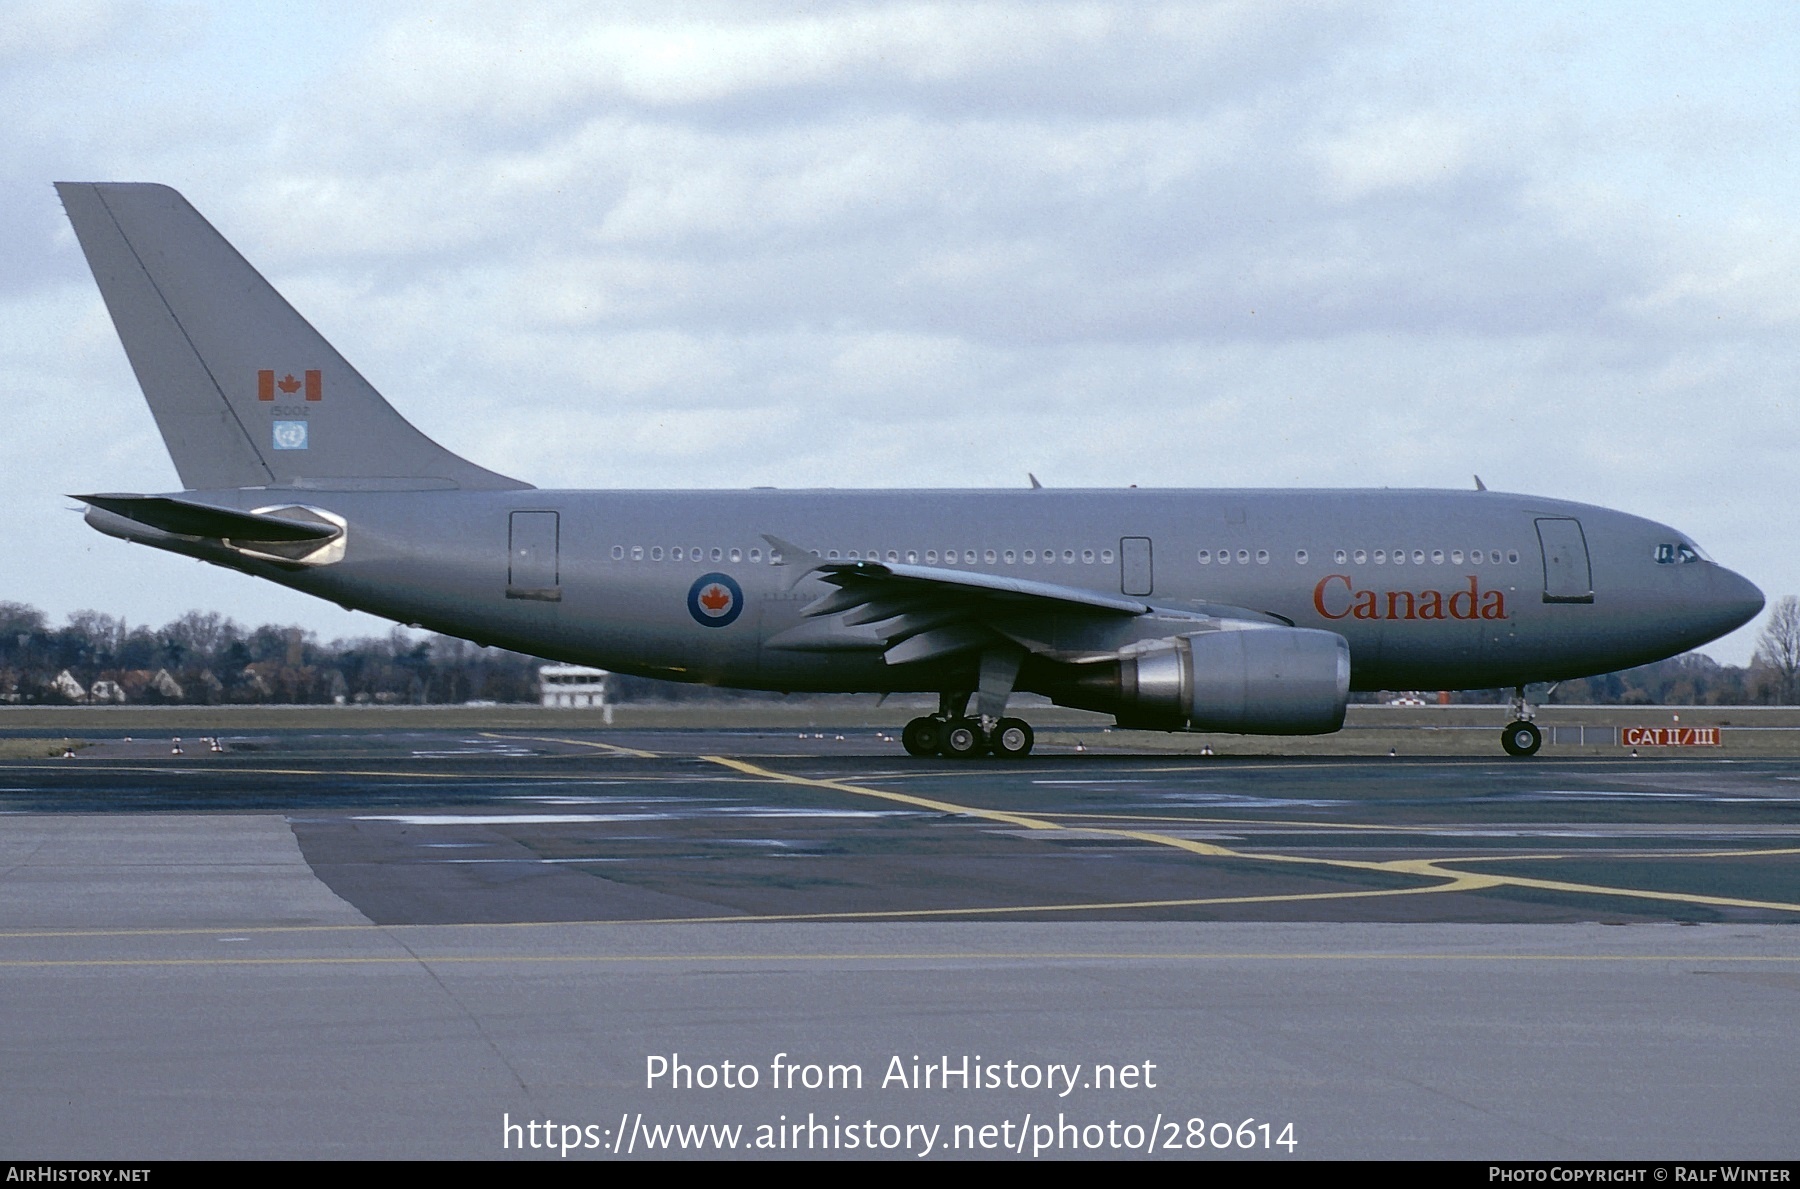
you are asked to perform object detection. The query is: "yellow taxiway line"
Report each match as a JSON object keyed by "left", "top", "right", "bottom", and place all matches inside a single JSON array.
[{"left": 698, "top": 755, "right": 1800, "bottom": 916}]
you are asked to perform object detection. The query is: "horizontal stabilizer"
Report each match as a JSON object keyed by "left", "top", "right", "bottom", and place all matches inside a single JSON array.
[{"left": 76, "top": 494, "right": 341, "bottom": 543}]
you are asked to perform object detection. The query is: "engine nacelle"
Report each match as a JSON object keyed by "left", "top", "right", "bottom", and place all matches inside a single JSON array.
[{"left": 1054, "top": 625, "right": 1351, "bottom": 734}]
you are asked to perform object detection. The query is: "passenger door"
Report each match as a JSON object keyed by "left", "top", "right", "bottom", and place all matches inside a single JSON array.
[
  {"left": 1536, "top": 518, "right": 1593, "bottom": 604},
  {"left": 507, "top": 510, "right": 561, "bottom": 601}
]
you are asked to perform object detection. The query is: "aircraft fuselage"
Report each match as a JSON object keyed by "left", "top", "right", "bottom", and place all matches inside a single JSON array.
[{"left": 89, "top": 485, "right": 1763, "bottom": 697}]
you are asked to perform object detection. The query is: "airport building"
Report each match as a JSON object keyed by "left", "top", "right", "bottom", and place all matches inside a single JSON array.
[{"left": 538, "top": 664, "right": 611, "bottom": 714}]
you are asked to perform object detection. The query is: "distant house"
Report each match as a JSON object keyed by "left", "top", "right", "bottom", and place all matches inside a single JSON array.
[
  {"left": 539, "top": 665, "right": 610, "bottom": 715},
  {"left": 193, "top": 669, "right": 226, "bottom": 701},
  {"left": 96, "top": 669, "right": 186, "bottom": 703},
  {"left": 51, "top": 670, "right": 86, "bottom": 702},
  {"left": 235, "top": 666, "right": 275, "bottom": 700},
  {"left": 89, "top": 679, "right": 127, "bottom": 704}
]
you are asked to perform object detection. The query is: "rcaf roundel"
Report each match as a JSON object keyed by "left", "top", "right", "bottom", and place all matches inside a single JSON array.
[{"left": 687, "top": 573, "right": 744, "bottom": 627}]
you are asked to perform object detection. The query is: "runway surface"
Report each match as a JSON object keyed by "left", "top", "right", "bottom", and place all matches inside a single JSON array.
[
  {"left": 9, "top": 727, "right": 1800, "bottom": 925},
  {"left": 3, "top": 727, "right": 1799, "bottom": 1159}
]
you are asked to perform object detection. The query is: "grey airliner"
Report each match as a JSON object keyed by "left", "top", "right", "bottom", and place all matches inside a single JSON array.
[{"left": 57, "top": 182, "right": 1764, "bottom": 758}]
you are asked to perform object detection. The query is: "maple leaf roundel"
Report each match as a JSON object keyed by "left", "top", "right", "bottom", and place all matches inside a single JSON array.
[{"left": 687, "top": 572, "right": 744, "bottom": 628}]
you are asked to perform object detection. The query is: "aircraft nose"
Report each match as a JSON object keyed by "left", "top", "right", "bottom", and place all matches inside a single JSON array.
[{"left": 1710, "top": 566, "right": 1765, "bottom": 636}]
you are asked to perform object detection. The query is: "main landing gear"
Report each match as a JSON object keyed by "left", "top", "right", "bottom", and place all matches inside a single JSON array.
[
  {"left": 902, "top": 713, "right": 1035, "bottom": 758},
  {"left": 1500, "top": 684, "right": 1542, "bottom": 758},
  {"left": 901, "top": 665, "right": 1036, "bottom": 758}
]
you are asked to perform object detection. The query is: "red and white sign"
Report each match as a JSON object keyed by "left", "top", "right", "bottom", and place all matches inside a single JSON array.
[{"left": 1618, "top": 727, "right": 1720, "bottom": 747}]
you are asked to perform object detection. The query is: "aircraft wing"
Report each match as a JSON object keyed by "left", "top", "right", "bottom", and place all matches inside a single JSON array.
[
  {"left": 762, "top": 537, "right": 1279, "bottom": 665},
  {"left": 807, "top": 559, "right": 1152, "bottom": 618}
]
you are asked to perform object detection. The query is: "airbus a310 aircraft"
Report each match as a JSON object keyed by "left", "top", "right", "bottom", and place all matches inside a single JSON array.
[{"left": 57, "top": 183, "right": 1764, "bottom": 758}]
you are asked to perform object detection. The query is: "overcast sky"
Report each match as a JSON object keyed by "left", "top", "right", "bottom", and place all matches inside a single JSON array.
[{"left": 4, "top": 1, "right": 1797, "bottom": 665}]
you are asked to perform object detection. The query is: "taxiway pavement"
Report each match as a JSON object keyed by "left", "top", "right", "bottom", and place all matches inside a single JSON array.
[{"left": 3, "top": 728, "right": 1797, "bottom": 1159}]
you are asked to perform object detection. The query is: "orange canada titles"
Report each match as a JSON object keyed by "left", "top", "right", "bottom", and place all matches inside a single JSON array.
[{"left": 1312, "top": 574, "right": 1508, "bottom": 622}]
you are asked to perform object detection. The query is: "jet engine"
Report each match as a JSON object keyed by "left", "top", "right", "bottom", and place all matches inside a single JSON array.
[{"left": 1048, "top": 625, "right": 1351, "bottom": 734}]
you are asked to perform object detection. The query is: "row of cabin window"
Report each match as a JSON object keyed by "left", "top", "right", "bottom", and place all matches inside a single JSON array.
[
  {"left": 610, "top": 545, "right": 1120, "bottom": 566},
  {"left": 1200, "top": 548, "right": 1520, "bottom": 566},
  {"left": 607, "top": 544, "right": 1526, "bottom": 570},
  {"left": 612, "top": 545, "right": 760, "bottom": 563},
  {"left": 1324, "top": 548, "right": 1519, "bottom": 566},
  {"left": 822, "top": 547, "right": 1117, "bottom": 566}
]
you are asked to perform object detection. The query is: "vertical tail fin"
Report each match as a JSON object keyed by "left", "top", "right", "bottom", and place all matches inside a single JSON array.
[{"left": 57, "top": 182, "right": 528, "bottom": 492}]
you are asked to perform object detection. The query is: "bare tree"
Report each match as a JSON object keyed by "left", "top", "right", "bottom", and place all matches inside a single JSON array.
[{"left": 1755, "top": 596, "right": 1800, "bottom": 703}]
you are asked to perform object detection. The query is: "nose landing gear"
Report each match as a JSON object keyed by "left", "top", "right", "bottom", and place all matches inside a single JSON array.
[
  {"left": 1500, "top": 685, "right": 1543, "bottom": 757},
  {"left": 1501, "top": 719, "right": 1542, "bottom": 757}
]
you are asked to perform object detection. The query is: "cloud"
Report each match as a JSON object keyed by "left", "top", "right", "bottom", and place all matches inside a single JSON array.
[
  {"left": 340, "top": 2, "right": 1347, "bottom": 122},
  {"left": 0, "top": 0, "right": 141, "bottom": 62},
  {"left": 1309, "top": 110, "right": 1474, "bottom": 201}
]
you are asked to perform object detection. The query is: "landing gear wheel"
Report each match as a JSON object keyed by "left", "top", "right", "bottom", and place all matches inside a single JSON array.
[
  {"left": 1501, "top": 720, "right": 1542, "bottom": 758},
  {"left": 941, "top": 718, "right": 986, "bottom": 758},
  {"left": 990, "top": 718, "right": 1034, "bottom": 758},
  {"left": 902, "top": 717, "right": 944, "bottom": 757}
]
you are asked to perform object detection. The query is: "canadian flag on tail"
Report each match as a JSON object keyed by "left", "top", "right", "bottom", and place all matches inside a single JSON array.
[{"left": 257, "top": 370, "right": 322, "bottom": 401}]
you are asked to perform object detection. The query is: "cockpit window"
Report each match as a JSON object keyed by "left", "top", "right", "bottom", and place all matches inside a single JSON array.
[{"left": 1655, "top": 542, "right": 1705, "bottom": 565}]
